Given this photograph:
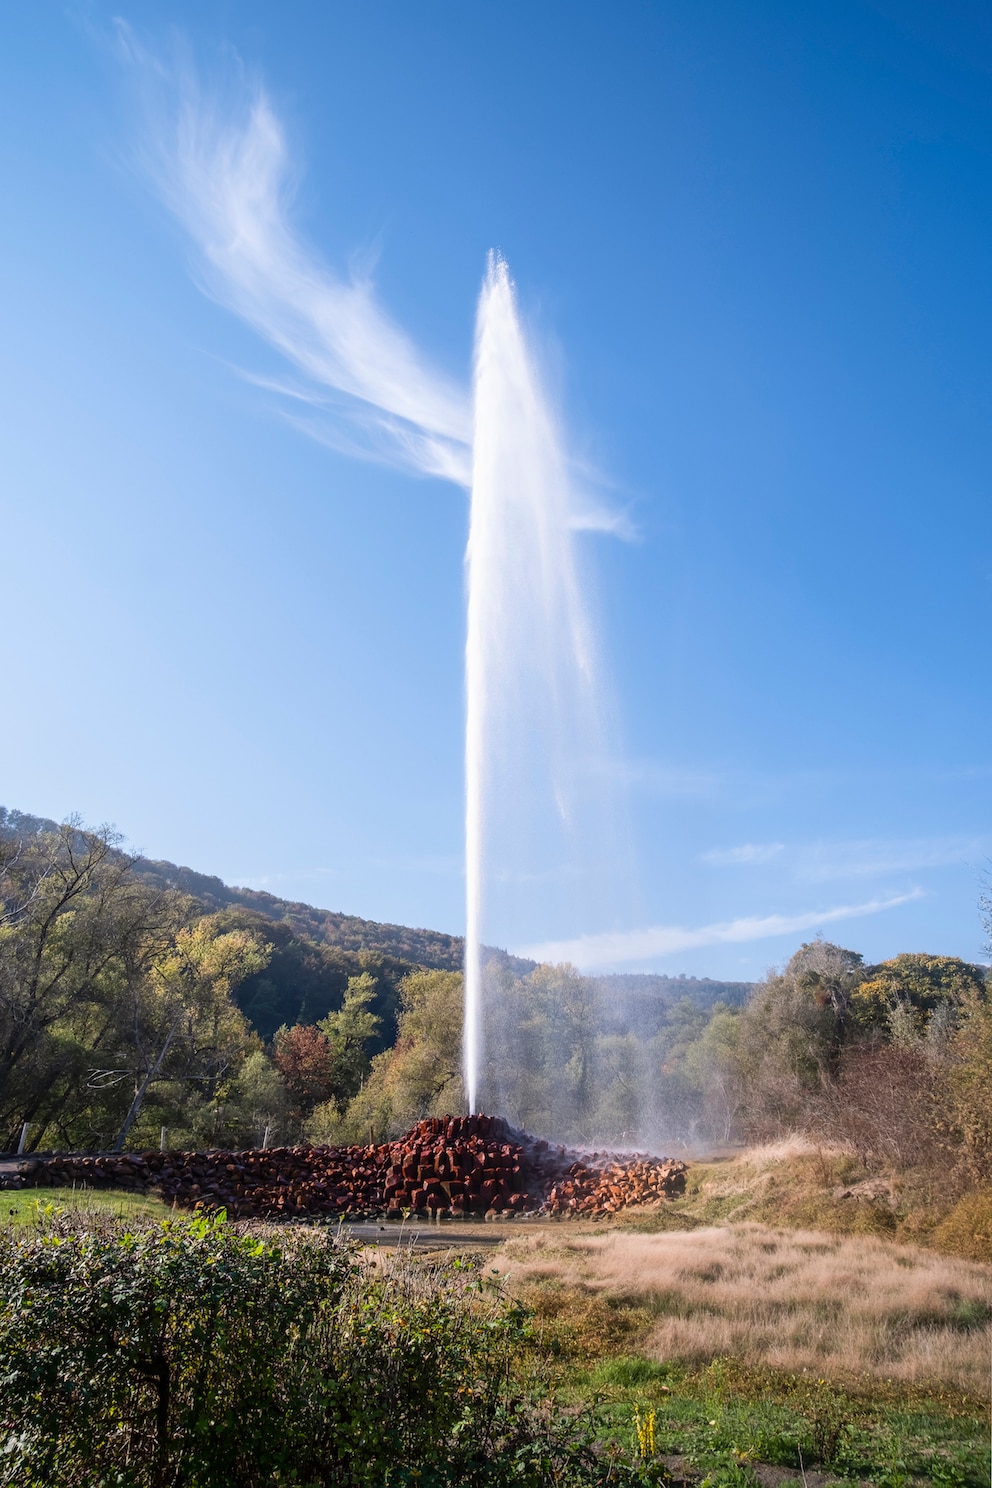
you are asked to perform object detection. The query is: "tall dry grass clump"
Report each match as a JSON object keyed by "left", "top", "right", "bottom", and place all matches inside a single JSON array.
[{"left": 498, "top": 1223, "right": 992, "bottom": 1393}]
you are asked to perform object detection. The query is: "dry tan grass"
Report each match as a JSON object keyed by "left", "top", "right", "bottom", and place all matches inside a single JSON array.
[
  {"left": 734, "top": 1135, "right": 853, "bottom": 1167},
  {"left": 496, "top": 1222, "right": 992, "bottom": 1393}
]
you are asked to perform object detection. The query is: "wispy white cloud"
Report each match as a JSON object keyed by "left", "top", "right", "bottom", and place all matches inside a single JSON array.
[
  {"left": 701, "top": 842, "right": 786, "bottom": 866},
  {"left": 700, "top": 835, "right": 987, "bottom": 881},
  {"left": 123, "top": 34, "right": 472, "bottom": 483},
  {"left": 569, "top": 504, "right": 639, "bottom": 539},
  {"left": 798, "top": 836, "right": 987, "bottom": 881},
  {"left": 566, "top": 460, "right": 639, "bottom": 538},
  {"left": 519, "top": 889, "right": 925, "bottom": 970},
  {"left": 122, "top": 33, "right": 631, "bottom": 533}
]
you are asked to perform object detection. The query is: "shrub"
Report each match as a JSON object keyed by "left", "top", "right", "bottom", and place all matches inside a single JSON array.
[
  {"left": 815, "top": 1044, "right": 946, "bottom": 1173},
  {"left": 931, "top": 1188, "right": 992, "bottom": 1261},
  {"left": 0, "top": 1210, "right": 597, "bottom": 1487}
]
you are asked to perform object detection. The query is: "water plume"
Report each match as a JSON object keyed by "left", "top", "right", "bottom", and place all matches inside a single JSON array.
[
  {"left": 130, "top": 52, "right": 627, "bottom": 1117},
  {"left": 465, "top": 255, "right": 614, "bottom": 1112}
]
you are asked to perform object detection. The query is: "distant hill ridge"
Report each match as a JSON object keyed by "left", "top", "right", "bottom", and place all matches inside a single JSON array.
[
  {"left": 136, "top": 857, "right": 468, "bottom": 971},
  {"left": 1, "top": 807, "right": 754, "bottom": 1002},
  {"left": 0, "top": 806, "right": 465, "bottom": 972}
]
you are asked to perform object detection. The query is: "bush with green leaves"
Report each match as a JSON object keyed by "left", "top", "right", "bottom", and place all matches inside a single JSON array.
[{"left": 0, "top": 1210, "right": 608, "bottom": 1488}]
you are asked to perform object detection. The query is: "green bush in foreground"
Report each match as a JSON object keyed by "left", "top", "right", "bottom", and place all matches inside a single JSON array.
[{"left": 0, "top": 1211, "right": 605, "bottom": 1488}]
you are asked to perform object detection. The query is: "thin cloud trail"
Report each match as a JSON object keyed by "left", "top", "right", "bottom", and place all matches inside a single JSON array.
[
  {"left": 127, "top": 41, "right": 472, "bottom": 483},
  {"left": 700, "top": 834, "right": 989, "bottom": 880},
  {"left": 124, "top": 37, "right": 631, "bottom": 533},
  {"left": 521, "top": 889, "right": 926, "bottom": 969}
]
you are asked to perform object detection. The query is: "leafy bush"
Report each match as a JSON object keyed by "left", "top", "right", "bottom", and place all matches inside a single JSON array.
[
  {"left": 931, "top": 1188, "right": 992, "bottom": 1261},
  {"left": 0, "top": 1210, "right": 600, "bottom": 1487}
]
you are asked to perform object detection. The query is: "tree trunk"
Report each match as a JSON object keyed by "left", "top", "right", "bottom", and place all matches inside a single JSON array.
[{"left": 112, "top": 1017, "right": 181, "bottom": 1152}]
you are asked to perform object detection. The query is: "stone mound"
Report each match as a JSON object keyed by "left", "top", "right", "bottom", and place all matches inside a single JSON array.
[{"left": 25, "top": 1114, "right": 687, "bottom": 1220}]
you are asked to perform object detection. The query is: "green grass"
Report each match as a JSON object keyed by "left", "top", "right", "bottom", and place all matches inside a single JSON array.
[
  {"left": 0, "top": 1184, "right": 175, "bottom": 1227},
  {"left": 3, "top": 1190, "right": 989, "bottom": 1485},
  {"left": 531, "top": 1353, "right": 991, "bottom": 1486}
]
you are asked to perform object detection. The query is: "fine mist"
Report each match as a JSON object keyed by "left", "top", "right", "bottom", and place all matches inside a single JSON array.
[{"left": 465, "top": 255, "right": 625, "bottom": 1115}]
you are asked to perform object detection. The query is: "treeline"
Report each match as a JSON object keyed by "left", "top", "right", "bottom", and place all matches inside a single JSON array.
[
  {"left": 6, "top": 809, "right": 991, "bottom": 1196},
  {"left": 693, "top": 939, "right": 992, "bottom": 1183},
  {"left": 318, "top": 941, "right": 992, "bottom": 1199},
  {"left": 0, "top": 812, "right": 415, "bottom": 1152},
  {"left": 4, "top": 809, "right": 467, "bottom": 973}
]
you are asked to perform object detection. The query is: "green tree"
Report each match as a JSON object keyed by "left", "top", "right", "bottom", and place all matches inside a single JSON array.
[
  {"left": 849, "top": 953, "right": 988, "bottom": 1041},
  {"left": 318, "top": 973, "right": 382, "bottom": 1107},
  {"left": 730, "top": 941, "right": 866, "bottom": 1137},
  {"left": 111, "top": 916, "right": 271, "bottom": 1150},
  {"left": 335, "top": 969, "right": 464, "bottom": 1140},
  {"left": 0, "top": 815, "right": 183, "bottom": 1148},
  {"left": 682, "top": 1006, "right": 747, "bottom": 1143},
  {"left": 944, "top": 989, "right": 992, "bottom": 1182},
  {"left": 225, "top": 1049, "right": 290, "bottom": 1147},
  {"left": 481, "top": 962, "right": 597, "bottom": 1139}
]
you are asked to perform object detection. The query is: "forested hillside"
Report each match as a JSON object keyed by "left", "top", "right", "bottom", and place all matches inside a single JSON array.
[
  {"left": 6, "top": 805, "right": 990, "bottom": 1222},
  {"left": 137, "top": 858, "right": 467, "bottom": 970},
  {"left": 3, "top": 810, "right": 466, "bottom": 971}
]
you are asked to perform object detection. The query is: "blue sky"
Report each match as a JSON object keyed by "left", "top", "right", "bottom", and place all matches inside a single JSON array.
[{"left": 2, "top": 1, "right": 991, "bottom": 977}]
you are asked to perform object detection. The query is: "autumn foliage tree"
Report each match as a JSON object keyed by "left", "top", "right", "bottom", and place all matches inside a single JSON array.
[
  {"left": 274, "top": 975, "right": 383, "bottom": 1128},
  {"left": 273, "top": 1024, "right": 335, "bottom": 1121}
]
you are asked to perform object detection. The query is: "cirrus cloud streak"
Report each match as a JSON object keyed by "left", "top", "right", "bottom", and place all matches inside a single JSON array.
[
  {"left": 519, "top": 889, "right": 925, "bottom": 970},
  {"left": 123, "top": 33, "right": 472, "bottom": 482},
  {"left": 121, "top": 31, "right": 630, "bottom": 535},
  {"left": 700, "top": 834, "right": 988, "bottom": 881}
]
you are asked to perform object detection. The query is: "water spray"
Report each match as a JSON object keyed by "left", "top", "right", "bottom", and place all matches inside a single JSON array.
[{"left": 464, "top": 253, "right": 603, "bottom": 1113}]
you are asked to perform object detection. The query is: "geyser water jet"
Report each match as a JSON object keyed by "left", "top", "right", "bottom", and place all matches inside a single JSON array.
[
  {"left": 145, "top": 76, "right": 629, "bottom": 1128},
  {"left": 464, "top": 254, "right": 611, "bottom": 1113}
]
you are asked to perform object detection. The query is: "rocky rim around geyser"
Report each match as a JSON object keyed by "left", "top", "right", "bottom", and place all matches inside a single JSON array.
[{"left": 25, "top": 1115, "right": 688, "bottom": 1220}]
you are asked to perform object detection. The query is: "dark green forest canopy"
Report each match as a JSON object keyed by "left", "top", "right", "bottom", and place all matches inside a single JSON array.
[{"left": 209, "top": 912, "right": 410, "bottom": 1047}]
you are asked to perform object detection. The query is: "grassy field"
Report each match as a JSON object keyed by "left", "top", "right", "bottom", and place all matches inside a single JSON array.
[
  {"left": 0, "top": 1185, "right": 174, "bottom": 1227},
  {"left": 485, "top": 1222, "right": 990, "bottom": 1482},
  {"left": 468, "top": 1137, "right": 992, "bottom": 1486},
  {"left": 496, "top": 1223, "right": 992, "bottom": 1390},
  {"left": 617, "top": 1138, "right": 992, "bottom": 1262},
  {"left": 477, "top": 1140, "right": 992, "bottom": 1482},
  {"left": 4, "top": 1169, "right": 990, "bottom": 1484}
]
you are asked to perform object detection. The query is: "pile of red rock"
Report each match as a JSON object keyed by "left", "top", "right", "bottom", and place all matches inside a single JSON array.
[
  {"left": 379, "top": 1114, "right": 537, "bottom": 1218},
  {"left": 26, "top": 1115, "right": 687, "bottom": 1221},
  {"left": 544, "top": 1155, "right": 688, "bottom": 1216},
  {"left": 30, "top": 1116, "right": 542, "bottom": 1220}
]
